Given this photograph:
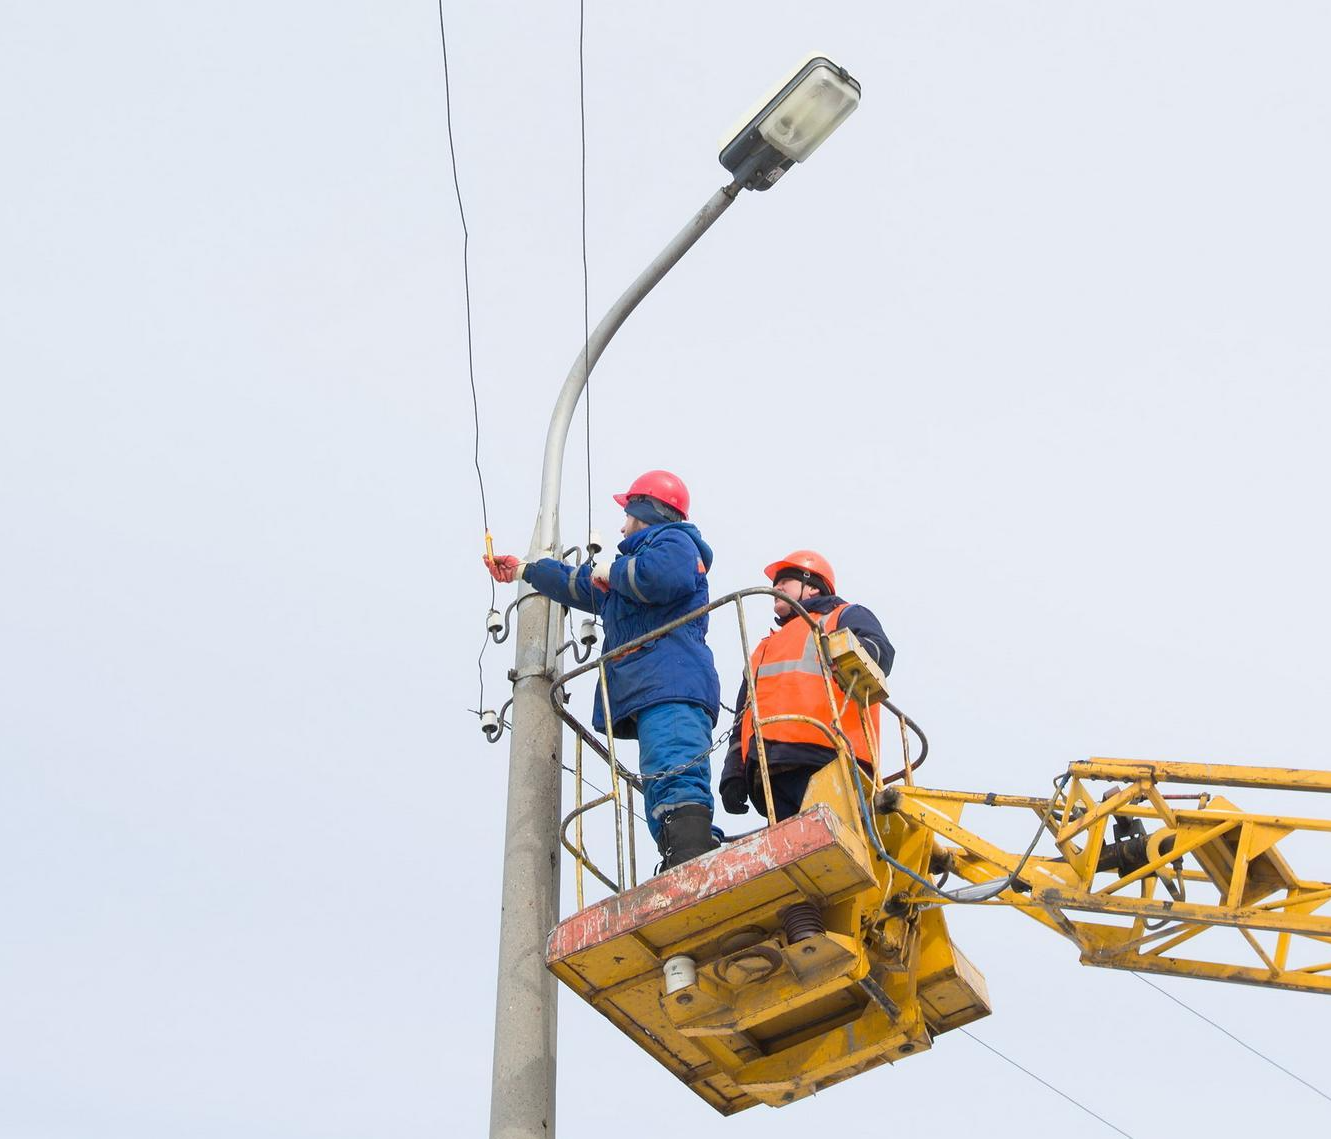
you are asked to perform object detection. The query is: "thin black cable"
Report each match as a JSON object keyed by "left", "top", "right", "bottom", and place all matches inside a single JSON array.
[
  {"left": 438, "top": 5, "right": 496, "bottom": 713},
  {"left": 1132, "top": 972, "right": 1331, "bottom": 1104},
  {"left": 856, "top": 771, "right": 1070, "bottom": 904},
  {"left": 578, "top": 0, "right": 601, "bottom": 628},
  {"left": 959, "top": 1029, "right": 1136, "bottom": 1138},
  {"left": 579, "top": 0, "right": 590, "bottom": 534}
]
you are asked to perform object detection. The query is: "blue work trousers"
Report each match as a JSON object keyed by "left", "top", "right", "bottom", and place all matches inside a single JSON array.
[{"left": 635, "top": 702, "right": 714, "bottom": 844}]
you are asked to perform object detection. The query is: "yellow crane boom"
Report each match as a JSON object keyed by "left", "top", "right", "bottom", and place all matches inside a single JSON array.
[{"left": 894, "top": 758, "right": 1331, "bottom": 995}]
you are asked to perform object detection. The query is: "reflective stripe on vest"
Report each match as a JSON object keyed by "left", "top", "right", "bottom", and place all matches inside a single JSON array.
[
  {"left": 754, "top": 619, "right": 827, "bottom": 680},
  {"left": 739, "top": 603, "right": 879, "bottom": 767}
]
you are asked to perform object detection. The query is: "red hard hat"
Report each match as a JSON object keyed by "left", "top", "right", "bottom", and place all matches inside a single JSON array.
[
  {"left": 612, "top": 470, "right": 690, "bottom": 519},
  {"left": 764, "top": 549, "right": 837, "bottom": 595}
]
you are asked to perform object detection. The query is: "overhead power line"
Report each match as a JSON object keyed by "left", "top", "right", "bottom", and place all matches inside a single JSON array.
[
  {"left": 437, "top": 5, "right": 495, "bottom": 713},
  {"left": 1132, "top": 972, "right": 1331, "bottom": 1105},
  {"left": 578, "top": 0, "right": 602, "bottom": 631},
  {"left": 959, "top": 1028, "right": 1136, "bottom": 1139},
  {"left": 579, "top": 1, "right": 590, "bottom": 534}
]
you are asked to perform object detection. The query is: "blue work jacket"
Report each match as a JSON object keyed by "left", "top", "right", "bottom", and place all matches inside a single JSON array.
[{"left": 522, "top": 522, "right": 720, "bottom": 739}]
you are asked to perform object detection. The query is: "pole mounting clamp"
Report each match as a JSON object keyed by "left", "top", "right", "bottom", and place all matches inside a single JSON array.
[{"left": 509, "top": 667, "right": 554, "bottom": 683}]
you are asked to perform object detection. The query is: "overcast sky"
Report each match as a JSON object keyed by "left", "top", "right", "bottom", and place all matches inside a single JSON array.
[{"left": 3, "top": 3, "right": 1331, "bottom": 1137}]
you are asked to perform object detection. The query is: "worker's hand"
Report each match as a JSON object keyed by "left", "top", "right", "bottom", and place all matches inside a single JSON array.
[
  {"left": 484, "top": 554, "right": 524, "bottom": 584},
  {"left": 590, "top": 561, "right": 611, "bottom": 593},
  {"left": 720, "top": 778, "right": 749, "bottom": 815}
]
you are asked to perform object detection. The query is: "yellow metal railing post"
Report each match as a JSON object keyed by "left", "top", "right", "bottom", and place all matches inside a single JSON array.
[
  {"left": 834, "top": 674, "right": 881, "bottom": 794},
  {"left": 574, "top": 733, "right": 585, "bottom": 911},
  {"left": 735, "top": 599, "right": 776, "bottom": 826},
  {"left": 625, "top": 780, "right": 638, "bottom": 888},
  {"left": 597, "top": 662, "right": 626, "bottom": 890},
  {"left": 812, "top": 622, "right": 870, "bottom": 843},
  {"left": 896, "top": 711, "right": 912, "bottom": 787},
  {"left": 853, "top": 686, "right": 882, "bottom": 792}
]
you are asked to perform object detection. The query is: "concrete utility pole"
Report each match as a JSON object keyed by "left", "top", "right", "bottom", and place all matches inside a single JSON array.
[
  {"left": 488, "top": 186, "right": 738, "bottom": 1139},
  {"left": 486, "top": 55, "right": 862, "bottom": 1139}
]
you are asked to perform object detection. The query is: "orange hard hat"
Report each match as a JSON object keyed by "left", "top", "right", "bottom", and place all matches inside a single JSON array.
[
  {"left": 612, "top": 469, "right": 690, "bottom": 519},
  {"left": 764, "top": 550, "right": 836, "bottom": 595}
]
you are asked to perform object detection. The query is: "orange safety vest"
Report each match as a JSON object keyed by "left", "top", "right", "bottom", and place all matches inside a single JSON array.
[{"left": 739, "top": 603, "right": 879, "bottom": 769}]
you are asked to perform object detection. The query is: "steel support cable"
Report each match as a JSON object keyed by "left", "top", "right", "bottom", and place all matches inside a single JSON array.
[
  {"left": 1132, "top": 973, "right": 1331, "bottom": 1105},
  {"left": 958, "top": 1028, "right": 1136, "bottom": 1139},
  {"left": 437, "top": 6, "right": 496, "bottom": 716}
]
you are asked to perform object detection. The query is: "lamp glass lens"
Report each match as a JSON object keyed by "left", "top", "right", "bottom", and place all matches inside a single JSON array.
[{"left": 758, "top": 65, "right": 860, "bottom": 162}]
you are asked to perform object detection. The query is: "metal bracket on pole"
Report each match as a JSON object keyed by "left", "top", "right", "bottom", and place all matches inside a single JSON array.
[{"left": 509, "top": 667, "right": 555, "bottom": 683}]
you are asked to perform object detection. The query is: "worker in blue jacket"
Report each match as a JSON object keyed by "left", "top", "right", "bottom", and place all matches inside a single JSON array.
[{"left": 485, "top": 470, "right": 721, "bottom": 870}]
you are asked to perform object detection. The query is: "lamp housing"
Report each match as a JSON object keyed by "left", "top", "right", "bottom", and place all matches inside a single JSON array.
[{"left": 719, "top": 55, "right": 861, "bottom": 191}]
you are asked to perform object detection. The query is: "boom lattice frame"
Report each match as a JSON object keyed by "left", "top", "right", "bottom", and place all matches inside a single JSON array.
[{"left": 898, "top": 759, "right": 1331, "bottom": 995}]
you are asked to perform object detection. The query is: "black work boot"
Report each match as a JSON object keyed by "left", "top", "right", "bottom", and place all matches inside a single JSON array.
[{"left": 656, "top": 803, "right": 720, "bottom": 871}]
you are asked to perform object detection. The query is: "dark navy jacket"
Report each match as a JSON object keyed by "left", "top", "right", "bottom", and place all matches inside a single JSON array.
[
  {"left": 522, "top": 521, "right": 720, "bottom": 739},
  {"left": 719, "top": 594, "right": 893, "bottom": 790}
]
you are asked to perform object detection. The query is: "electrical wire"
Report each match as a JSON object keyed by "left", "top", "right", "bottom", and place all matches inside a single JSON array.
[
  {"left": 577, "top": 0, "right": 603, "bottom": 632},
  {"left": 959, "top": 1028, "right": 1136, "bottom": 1138},
  {"left": 437, "top": 4, "right": 496, "bottom": 716},
  {"left": 1132, "top": 972, "right": 1331, "bottom": 1104},
  {"left": 861, "top": 772, "right": 1071, "bottom": 905},
  {"left": 579, "top": 0, "right": 590, "bottom": 540}
]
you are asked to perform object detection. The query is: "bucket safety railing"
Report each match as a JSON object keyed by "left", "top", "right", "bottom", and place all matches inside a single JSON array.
[{"left": 546, "top": 586, "right": 928, "bottom": 908}]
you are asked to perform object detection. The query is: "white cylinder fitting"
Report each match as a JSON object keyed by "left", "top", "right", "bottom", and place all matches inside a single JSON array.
[
  {"left": 480, "top": 710, "right": 500, "bottom": 739},
  {"left": 578, "top": 618, "right": 598, "bottom": 647},
  {"left": 586, "top": 528, "right": 604, "bottom": 556},
  {"left": 663, "top": 954, "right": 697, "bottom": 995},
  {"left": 486, "top": 608, "right": 503, "bottom": 636}
]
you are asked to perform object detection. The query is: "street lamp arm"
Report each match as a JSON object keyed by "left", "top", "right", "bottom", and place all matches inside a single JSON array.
[{"left": 532, "top": 182, "right": 740, "bottom": 556}]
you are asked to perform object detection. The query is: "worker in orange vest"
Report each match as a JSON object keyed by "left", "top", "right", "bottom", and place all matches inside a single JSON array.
[{"left": 718, "top": 550, "right": 894, "bottom": 821}]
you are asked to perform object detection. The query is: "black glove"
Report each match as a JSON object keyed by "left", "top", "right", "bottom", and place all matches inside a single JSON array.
[{"left": 721, "top": 778, "right": 749, "bottom": 815}]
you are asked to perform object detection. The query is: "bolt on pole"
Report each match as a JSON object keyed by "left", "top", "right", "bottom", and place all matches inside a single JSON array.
[{"left": 489, "top": 185, "right": 739, "bottom": 1139}]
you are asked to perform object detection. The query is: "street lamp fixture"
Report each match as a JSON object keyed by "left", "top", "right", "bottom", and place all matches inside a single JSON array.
[{"left": 719, "top": 55, "right": 862, "bottom": 191}]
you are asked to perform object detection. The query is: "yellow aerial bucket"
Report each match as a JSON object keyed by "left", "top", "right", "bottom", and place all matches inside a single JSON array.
[{"left": 546, "top": 776, "right": 990, "bottom": 1114}]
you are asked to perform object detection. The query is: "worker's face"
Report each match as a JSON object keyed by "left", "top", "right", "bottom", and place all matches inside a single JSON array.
[
  {"left": 620, "top": 513, "right": 648, "bottom": 539},
  {"left": 772, "top": 576, "right": 816, "bottom": 619}
]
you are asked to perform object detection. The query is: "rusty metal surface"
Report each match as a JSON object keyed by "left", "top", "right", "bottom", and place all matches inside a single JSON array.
[{"left": 546, "top": 805, "right": 873, "bottom": 962}]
